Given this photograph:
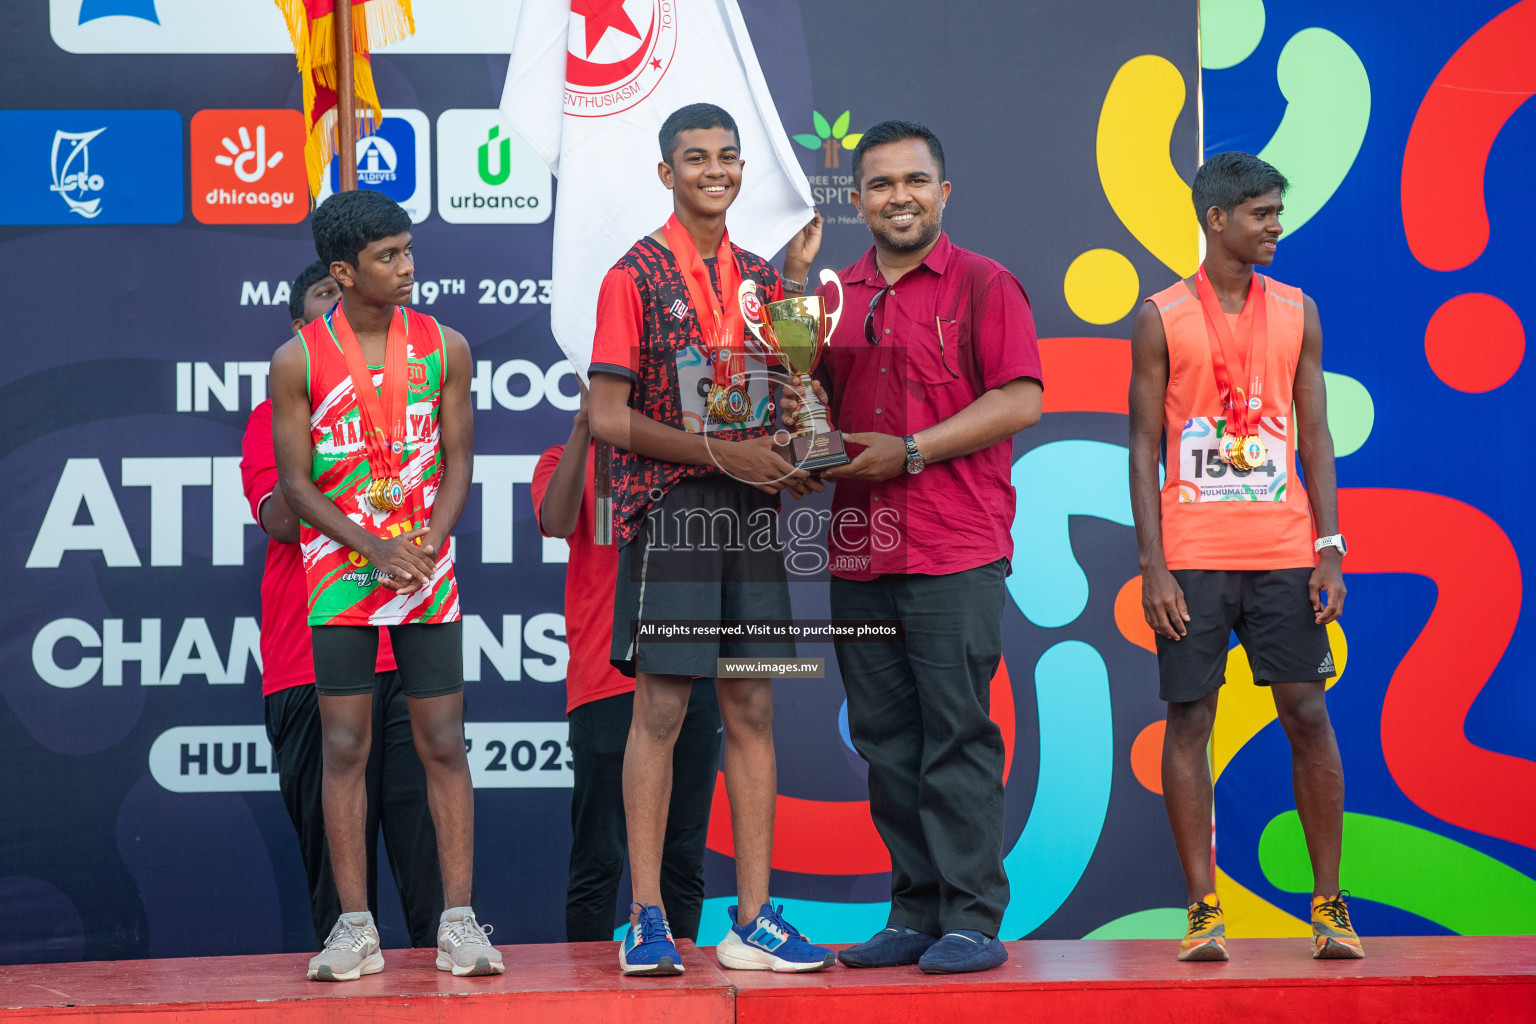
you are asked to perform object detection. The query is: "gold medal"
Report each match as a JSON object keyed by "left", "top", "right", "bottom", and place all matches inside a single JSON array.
[
  {"left": 1219, "top": 433, "right": 1242, "bottom": 466},
  {"left": 1241, "top": 435, "right": 1266, "bottom": 470},
  {"left": 368, "top": 477, "right": 405, "bottom": 511},
  {"left": 706, "top": 382, "right": 751, "bottom": 424}
]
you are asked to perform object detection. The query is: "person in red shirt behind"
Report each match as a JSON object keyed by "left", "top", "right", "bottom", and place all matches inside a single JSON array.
[
  {"left": 814, "top": 121, "right": 1043, "bottom": 975},
  {"left": 241, "top": 261, "right": 442, "bottom": 951},
  {"left": 532, "top": 386, "right": 721, "bottom": 944}
]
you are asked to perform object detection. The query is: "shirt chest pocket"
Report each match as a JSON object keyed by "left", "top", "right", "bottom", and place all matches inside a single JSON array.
[{"left": 896, "top": 318, "right": 967, "bottom": 386}]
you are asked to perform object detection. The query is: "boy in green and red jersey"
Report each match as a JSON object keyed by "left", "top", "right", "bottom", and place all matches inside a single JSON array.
[{"left": 270, "top": 189, "right": 501, "bottom": 981}]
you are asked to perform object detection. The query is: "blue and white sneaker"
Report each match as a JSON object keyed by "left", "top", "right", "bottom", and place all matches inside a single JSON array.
[
  {"left": 715, "top": 903, "right": 836, "bottom": 973},
  {"left": 619, "top": 903, "right": 684, "bottom": 976}
]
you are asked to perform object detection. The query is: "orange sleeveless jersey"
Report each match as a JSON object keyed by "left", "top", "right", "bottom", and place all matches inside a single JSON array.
[{"left": 1152, "top": 275, "right": 1316, "bottom": 570}]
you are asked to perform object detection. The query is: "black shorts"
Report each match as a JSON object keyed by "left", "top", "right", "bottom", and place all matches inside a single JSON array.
[
  {"left": 312, "top": 620, "right": 464, "bottom": 699},
  {"left": 1156, "top": 568, "right": 1335, "bottom": 703},
  {"left": 611, "top": 476, "right": 795, "bottom": 679}
]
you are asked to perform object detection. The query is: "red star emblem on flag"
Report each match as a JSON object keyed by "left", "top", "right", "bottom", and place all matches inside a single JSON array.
[{"left": 571, "top": 0, "right": 642, "bottom": 58}]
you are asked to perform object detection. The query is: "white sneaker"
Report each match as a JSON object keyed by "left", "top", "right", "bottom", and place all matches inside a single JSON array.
[
  {"left": 307, "top": 912, "right": 384, "bottom": 982},
  {"left": 437, "top": 909, "right": 505, "bottom": 976}
]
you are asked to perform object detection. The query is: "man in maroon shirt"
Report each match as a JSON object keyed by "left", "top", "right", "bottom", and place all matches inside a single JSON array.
[
  {"left": 815, "top": 121, "right": 1043, "bottom": 974},
  {"left": 241, "top": 261, "right": 441, "bottom": 951}
]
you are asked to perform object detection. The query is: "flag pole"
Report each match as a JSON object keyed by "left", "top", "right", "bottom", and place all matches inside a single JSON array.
[{"left": 336, "top": 1, "right": 357, "bottom": 191}]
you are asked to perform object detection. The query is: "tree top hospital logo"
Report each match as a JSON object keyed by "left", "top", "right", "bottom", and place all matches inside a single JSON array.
[
  {"left": 0, "top": 110, "right": 181, "bottom": 225},
  {"left": 191, "top": 110, "right": 306, "bottom": 225},
  {"left": 564, "top": 0, "right": 677, "bottom": 117}
]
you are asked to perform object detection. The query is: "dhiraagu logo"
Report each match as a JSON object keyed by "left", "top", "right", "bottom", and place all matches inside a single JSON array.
[{"left": 437, "top": 109, "right": 551, "bottom": 225}]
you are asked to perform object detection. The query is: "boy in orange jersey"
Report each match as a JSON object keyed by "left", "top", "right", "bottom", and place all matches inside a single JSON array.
[{"left": 1128, "top": 152, "right": 1362, "bottom": 962}]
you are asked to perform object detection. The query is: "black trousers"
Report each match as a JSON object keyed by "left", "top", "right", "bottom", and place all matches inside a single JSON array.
[
  {"left": 831, "top": 559, "right": 1011, "bottom": 937},
  {"left": 565, "top": 682, "right": 721, "bottom": 942},
  {"left": 264, "top": 674, "right": 443, "bottom": 948}
]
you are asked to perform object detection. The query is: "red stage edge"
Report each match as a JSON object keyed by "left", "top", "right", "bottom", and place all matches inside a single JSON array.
[{"left": 1, "top": 937, "right": 1532, "bottom": 1024}]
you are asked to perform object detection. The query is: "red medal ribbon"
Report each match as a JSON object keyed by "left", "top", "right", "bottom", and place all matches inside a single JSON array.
[
  {"left": 1195, "top": 266, "right": 1268, "bottom": 437},
  {"left": 662, "top": 213, "right": 745, "bottom": 392},
  {"left": 328, "top": 304, "right": 413, "bottom": 510}
]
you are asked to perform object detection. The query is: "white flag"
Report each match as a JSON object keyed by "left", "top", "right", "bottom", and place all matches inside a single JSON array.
[{"left": 500, "top": 0, "right": 815, "bottom": 374}]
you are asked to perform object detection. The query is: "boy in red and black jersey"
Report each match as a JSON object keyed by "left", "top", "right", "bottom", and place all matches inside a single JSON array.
[{"left": 588, "top": 102, "right": 833, "bottom": 976}]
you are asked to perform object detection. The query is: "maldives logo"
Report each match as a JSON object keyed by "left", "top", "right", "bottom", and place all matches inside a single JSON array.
[
  {"left": 794, "top": 110, "right": 863, "bottom": 169},
  {"left": 564, "top": 0, "right": 676, "bottom": 117}
]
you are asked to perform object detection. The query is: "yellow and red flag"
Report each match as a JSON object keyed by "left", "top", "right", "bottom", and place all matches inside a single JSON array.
[{"left": 274, "top": 0, "right": 415, "bottom": 198}]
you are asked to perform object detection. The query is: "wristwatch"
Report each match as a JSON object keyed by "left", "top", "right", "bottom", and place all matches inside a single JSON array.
[
  {"left": 1314, "top": 534, "right": 1347, "bottom": 556},
  {"left": 903, "top": 435, "right": 926, "bottom": 475}
]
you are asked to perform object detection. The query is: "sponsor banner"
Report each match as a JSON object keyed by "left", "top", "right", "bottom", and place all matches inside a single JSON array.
[
  {"left": 436, "top": 109, "right": 552, "bottom": 224},
  {"left": 0, "top": 110, "right": 182, "bottom": 225},
  {"left": 190, "top": 110, "right": 308, "bottom": 225},
  {"left": 50, "top": 0, "right": 520, "bottom": 54},
  {"left": 315, "top": 110, "right": 431, "bottom": 223}
]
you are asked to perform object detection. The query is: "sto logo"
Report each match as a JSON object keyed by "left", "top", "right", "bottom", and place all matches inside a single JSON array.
[{"left": 1402, "top": 0, "right": 1533, "bottom": 394}]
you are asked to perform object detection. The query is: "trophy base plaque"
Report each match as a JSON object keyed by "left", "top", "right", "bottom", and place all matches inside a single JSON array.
[{"left": 793, "top": 430, "right": 850, "bottom": 472}]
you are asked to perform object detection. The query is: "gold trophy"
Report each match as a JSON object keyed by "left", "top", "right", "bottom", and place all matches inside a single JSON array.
[{"left": 737, "top": 270, "right": 849, "bottom": 471}]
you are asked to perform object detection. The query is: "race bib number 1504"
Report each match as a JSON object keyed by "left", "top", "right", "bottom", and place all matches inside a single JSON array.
[{"left": 1176, "top": 416, "right": 1291, "bottom": 502}]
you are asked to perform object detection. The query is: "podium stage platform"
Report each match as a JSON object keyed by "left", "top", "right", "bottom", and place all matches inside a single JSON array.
[{"left": 2, "top": 936, "right": 1531, "bottom": 1024}]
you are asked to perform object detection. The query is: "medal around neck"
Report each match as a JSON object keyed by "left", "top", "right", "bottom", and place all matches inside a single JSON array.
[
  {"left": 327, "top": 306, "right": 414, "bottom": 517},
  {"left": 738, "top": 269, "right": 850, "bottom": 471},
  {"left": 1240, "top": 434, "right": 1267, "bottom": 471}
]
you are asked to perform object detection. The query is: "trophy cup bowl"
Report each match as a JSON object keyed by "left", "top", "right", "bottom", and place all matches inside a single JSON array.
[{"left": 738, "top": 269, "right": 850, "bottom": 471}]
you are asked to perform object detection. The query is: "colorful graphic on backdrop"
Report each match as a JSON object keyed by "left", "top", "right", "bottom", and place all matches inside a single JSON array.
[{"left": 1205, "top": 0, "right": 1535, "bottom": 940}]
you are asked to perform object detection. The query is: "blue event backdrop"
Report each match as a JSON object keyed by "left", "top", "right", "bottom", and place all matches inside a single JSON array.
[{"left": 1, "top": 0, "right": 1531, "bottom": 964}]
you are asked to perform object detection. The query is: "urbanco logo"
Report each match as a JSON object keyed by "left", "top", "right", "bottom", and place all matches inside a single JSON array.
[
  {"left": 0, "top": 110, "right": 181, "bottom": 225},
  {"left": 436, "top": 110, "right": 552, "bottom": 225},
  {"left": 191, "top": 110, "right": 306, "bottom": 225},
  {"left": 564, "top": 0, "right": 677, "bottom": 117}
]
